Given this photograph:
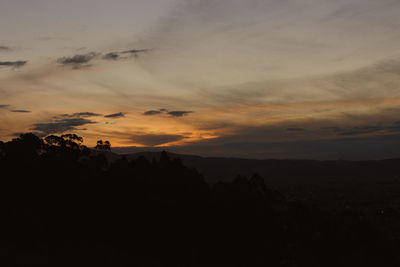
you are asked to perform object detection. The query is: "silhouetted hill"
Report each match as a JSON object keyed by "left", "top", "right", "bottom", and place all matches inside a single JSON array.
[{"left": 122, "top": 151, "right": 400, "bottom": 186}]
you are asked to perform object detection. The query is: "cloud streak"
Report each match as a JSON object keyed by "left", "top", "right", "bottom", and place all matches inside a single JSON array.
[
  {"left": 102, "top": 48, "right": 150, "bottom": 61},
  {"left": 31, "top": 118, "right": 96, "bottom": 136},
  {"left": 0, "top": 61, "right": 27, "bottom": 68},
  {"left": 0, "top": 46, "right": 12, "bottom": 51},
  {"left": 130, "top": 133, "right": 185, "bottom": 146},
  {"left": 61, "top": 112, "right": 102, "bottom": 118},
  {"left": 103, "top": 52, "right": 120, "bottom": 61},
  {"left": 167, "top": 111, "right": 193, "bottom": 117},
  {"left": 104, "top": 112, "right": 125, "bottom": 118},
  {"left": 11, "top": 110, "right": 31, "bottom": 113},
  {"left": 144, "top": 110, "right": 163, "bottom": 116},
  {"left": 57, "top": 52, "right": 98, "bottom": 68},
  {"left": 143, "top": 109, "right": 193, "bottom": 117}
]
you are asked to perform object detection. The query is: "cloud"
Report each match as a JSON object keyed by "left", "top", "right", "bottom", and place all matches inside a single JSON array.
[
  {"left": 61, "top": 112, "right": 101, "bottom": 118},
  {"left": 167, "top": 111, "right": 193, "bottom": 117},
  {"left": 102, "top": 49, "right": 150, "bottom": 61},
  {"left": 0, "top": 46, "right": 12, "bottom": 51},
  {"left": 321, "top": 127, "right": 342, "bottom": 132},
  {"left": 31, "top": 118, "right": 96, "bottom": 136},
  {"left": 143, "top": 110, "right": 163, "bottom": 116},
  {"left": 121, "top": 49, "right": 149, "bottom": 54},
  {"left": 57, "top": 52, "right": 98, "bottom": 68},
  {"left": 286, "top": 128, "right": 305, "bottom": 132},
  {"left": 134, "top": 0, "right": 400, "bottom": 107},
  {"left": 103, "top": 52, "right": 120, "bottom": 61},
  {"left": 0, "top": 105, "right": 30, "bottom": 113},
  {"left": 336, "top": 123, "right": 400, "bottom": 136},
  {"left": 130, "top": 133, "right": 185, "bottom": 146},
  {"left": 387, "top": 125, "right": 400, "bottom": 131},
  {"left": 338, "top": 126, "right": 383, "bottom": 136},
  {"left": 120, "top": 49, "right": 150, "bottom": 56},
  {"left": 104, "top": 112, "right": 125, "bottom": 118},
  {"left": 11, "top": 110, "right": 31, "bottom": 113},
  {"left": 0, "top": 61, "right": 27, "bottom": 68},
  {"left": 143, "top": 109, "right": 193, "bottom": 117}
]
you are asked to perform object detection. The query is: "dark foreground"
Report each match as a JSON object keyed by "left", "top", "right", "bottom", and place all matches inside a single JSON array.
[{"left": 0, "top": 133, "right": 399, "bottom": 266}]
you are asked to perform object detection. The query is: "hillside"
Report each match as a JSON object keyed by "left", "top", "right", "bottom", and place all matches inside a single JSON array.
[{"left": 122, "top": 151, "right": 400, "bottom": 185}]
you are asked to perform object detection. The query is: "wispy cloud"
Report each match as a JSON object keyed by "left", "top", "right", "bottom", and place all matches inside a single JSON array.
[
  {"left": 130, "top": 133, "right": 185, "bottom": 146},
  {"left": 0, "top": 46, "right": 12, "bottom": 52},
  {"left": 57, "top": 52, "right": 98, "bottom": 68},
  {"left": 102, "top": 48, "right": 150, "bottom": 61},
  {"left": 143, "top": 109, "right": 193, "bottom": 117},
  {"left": 102, "top": 52, "right": 120, "bottom": 61},
  {"left": 286, "top": 128, "right": 305, "bottom": 132},
  {"left": 31, "top": 118, "right": 96, "bottom": 136},
  {"left": 60, "top": 112, "right": 102, "bottom": 118},
  {"left": 104, "top": 112, "right": 125, "bottom": 118},
  {"left": 11, "top": 110, "right": 31, "bottom": 113},
  {"left": 0, "top": 61, "right": 27, "bottom": 68},
  {"left": 120, "top": 49, "right": 150, "bottom": 57},
  {"left": 143, "top": 110, "right": 163, "bottom": 116},
  {"left": 167, "top": 111, "right": 193, "bottom": 117}
]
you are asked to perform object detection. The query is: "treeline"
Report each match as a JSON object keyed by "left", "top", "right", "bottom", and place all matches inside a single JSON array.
[{"left": 0, "top": 133, "right": 398, "bottom": 266}]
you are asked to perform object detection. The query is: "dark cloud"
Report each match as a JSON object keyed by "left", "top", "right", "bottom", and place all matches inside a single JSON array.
[
  {"left": 0, "top": 46, "right": 12, "bottom": 51},
  {"left": 120, "top": 49, "right": 150, "bottom": 55},
  {"left": 31, "top": 118, "right": 96, "bottom": 136},
  {"left": 102, "top": 49, "right": 150, "bottom": 61},
  {"left": 320, "top": 122, "right": 400, "bottom": 136},
  {"left": 321, "top": 126, "right": 342, "bottom": 132},
  {"left": 286, "top": 128, "right": 305, "bottom": 131},
  {"left": 103, "top": 52, "right": 120, "bottom": 61},
  {"left": 57, "top": 52, "right": 98, "bottom": 68},
  {"left": 11, "top": 110, "right": 31, "bottom": 113},
  {"left": 104, "top": 112, "right": 125, "bottom": 118},
  {"left": 144, "top": 110, "right": 163, "bottom": 116},
  {"left": 0, "top": 105, "right": 10, "bottom": 109},
  {"left": 167, "top": 111, "right": 193, "bottom": 117},
  {"left": 143, "top": 109, "right": 193, "bottom": 117},
  {"left": 130, "top": 134, "right": 185, "bottom": 146},
  {"left": 73, "top": 112, "right": 101, "bottom": 117},
  {"left": 61, "top": 112, "right": 101, "bottom": 118},
  {"left": 338, "top": 125, "right": 383, "bottom": 136},
  {"left": 387, "top": 125, "right": 400, "bottom": 131},
  {"left": 0, "top": 61, "right": 27, "bottom": 68}
]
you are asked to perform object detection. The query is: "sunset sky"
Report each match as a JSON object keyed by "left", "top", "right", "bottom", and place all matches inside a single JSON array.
[{"left": 1, "top": 0, "right": 400, "bottom": 159}]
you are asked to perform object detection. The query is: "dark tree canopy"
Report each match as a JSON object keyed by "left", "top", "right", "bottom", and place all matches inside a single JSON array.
[
  {"left": 95, "top": 139, "right": 111, "bottom": 151},
  {"left": 0, "top": 132, "right": 397, "bottom": 266}
]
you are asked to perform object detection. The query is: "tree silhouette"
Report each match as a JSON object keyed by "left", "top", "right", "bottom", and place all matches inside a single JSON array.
[
  {"left": 0, "top": 132, "right": 397, "bottom": 266},
  {"left": 95, "top": 140, "right": 111, "bottom": 151}
]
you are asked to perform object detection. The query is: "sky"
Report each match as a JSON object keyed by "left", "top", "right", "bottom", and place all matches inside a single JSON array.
[{"left": 1, "top": 0, "right": 400, "bottom": 159}]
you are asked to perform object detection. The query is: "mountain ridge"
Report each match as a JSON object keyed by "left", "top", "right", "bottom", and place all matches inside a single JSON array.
[{"left": 109, "top": 151, "right": 400, "bottom": 188}]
